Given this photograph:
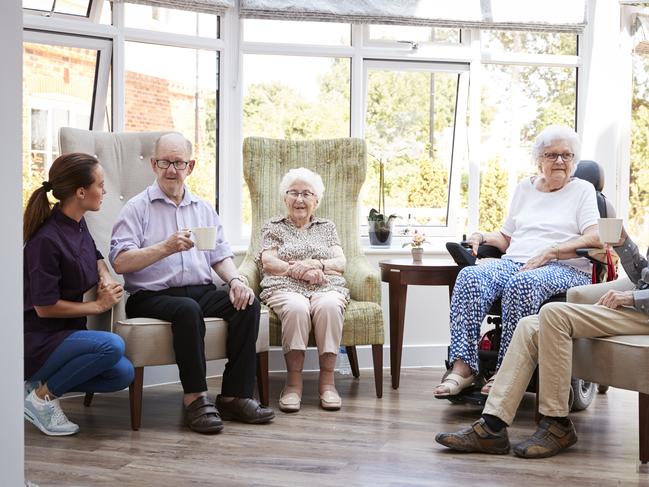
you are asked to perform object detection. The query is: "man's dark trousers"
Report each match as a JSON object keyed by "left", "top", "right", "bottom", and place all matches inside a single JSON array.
[{"left": 126, "top": 283, "right": 260, "bottom": 397}]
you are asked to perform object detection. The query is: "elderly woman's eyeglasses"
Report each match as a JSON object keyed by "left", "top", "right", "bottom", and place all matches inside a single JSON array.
[
  {"left": 286, "top": 190, "right": 315, "bottom": 200},
  {"left": 155, "top": 159, "right": 189, "bottom": 170},
  {"left": 542, "top": 152, "right": 575, "bottom": 163}
]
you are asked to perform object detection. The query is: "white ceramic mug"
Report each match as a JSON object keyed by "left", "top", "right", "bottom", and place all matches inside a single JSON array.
[
  {"left": 191, "top": 226, "right": 217, "bottom": 251},
  {"left": 597, "top": 218, "right": 623, "bottom": 244}
]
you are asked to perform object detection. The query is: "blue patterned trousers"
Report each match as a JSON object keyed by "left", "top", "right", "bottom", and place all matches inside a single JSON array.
[{"left": 448, "top": 259, "right": 590, "bottom": 374}]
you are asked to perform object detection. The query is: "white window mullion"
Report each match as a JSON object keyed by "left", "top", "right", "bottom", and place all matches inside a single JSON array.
[
  {"left": 350, "top": 23, "right": 363, "bottom": 139},
  {"left": 220, "top": 8, "right": 245, "bottom": 244},
  {"left": 467, "top": 28, "right": 481, "bottom": 233},
  {"left": 112, "top": 1, "right": 126, "bottom": 131}
]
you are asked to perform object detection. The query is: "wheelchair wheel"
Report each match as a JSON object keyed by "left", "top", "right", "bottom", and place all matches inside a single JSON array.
[
  {"left": 570, "top": 378, "right": 597, "bottom": 411},
  {"left": 598, "top": 384, "right": 610, "bottom": 394}
]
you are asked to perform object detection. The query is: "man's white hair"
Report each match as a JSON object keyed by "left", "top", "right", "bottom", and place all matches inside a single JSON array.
[
  {"left": 279, "top": 167, "right": 325, "bottom": 208},
  {"left": 531, "top": 124, "right": 580, "bottom": 166},
  {"left": 154, "top": 133, "right": 193, "bottom": 159}
]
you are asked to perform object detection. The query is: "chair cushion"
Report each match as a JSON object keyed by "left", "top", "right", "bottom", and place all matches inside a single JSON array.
[
  {"left": 572, "top": 335, "right": 649, "bottom": 394},
  {"left": 115, "top": 310, "right": 269, "bottom": 367},
  {"left": 267, "top": 299, "right": 384, "bottom": 347}
]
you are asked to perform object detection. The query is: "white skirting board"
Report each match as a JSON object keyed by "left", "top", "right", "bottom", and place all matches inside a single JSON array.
[{"left": 136, "top": 343, "right": 450, "bottom": 388}]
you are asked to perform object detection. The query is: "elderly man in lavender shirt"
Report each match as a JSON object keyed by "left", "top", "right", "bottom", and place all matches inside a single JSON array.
[{"left": 110, "top": 133, "right": 274, "bottom": 434}]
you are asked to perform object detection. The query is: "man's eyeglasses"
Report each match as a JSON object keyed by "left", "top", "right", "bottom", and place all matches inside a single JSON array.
[
  {"left": 542, "top": 152, "right": 575, "bottom": 163},
  {"left": 286, "top": 190, "right": 315, "bottom": 200},
  {"left": 155, "top": 159, "right": 190, "bottom": 170}
]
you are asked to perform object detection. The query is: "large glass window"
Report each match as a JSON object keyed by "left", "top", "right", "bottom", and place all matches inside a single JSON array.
[
  {"left": 362, "top": 62, "right": 467, "bottom": 234},
  {"left": 629, "top": 51, "right": 649, "bottom": 249},
  {"left": 22, "top": 40, "right": 103, "bottom": 206},
  {"left": 241, "top": 55, "right": 351, "bottom": 234},
  {"left": 243, "top": 19, "right": 350, "bottom": 45},
  {"left": 481, "top": 30, "right": 577, "bottom": 56},
  {"left": 124, "top": 4, "right": 218, "bottom": 38},
  {"left": 124, "top": 42, "right": 219, "bottom": 205},
  {"left": 479, "top": 64, "right": 577, "bottom": 231},
  {"left": 23, "top": 0, "right": 91, "bottom": 17},
  {"left": 367, "top": 25, "right": 460, "bottom": 44}
]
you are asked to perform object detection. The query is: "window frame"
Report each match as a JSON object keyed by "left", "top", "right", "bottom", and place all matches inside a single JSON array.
[
  {"left": 361, "top": 59, "right": 470, "bottom": 238},
  {"left": 21, "top": 7, "right": 585, "bottom": 249}
]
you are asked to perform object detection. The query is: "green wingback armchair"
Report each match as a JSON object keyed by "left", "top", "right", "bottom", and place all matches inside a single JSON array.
[{"left": 239, "top": 137, "right": 384, "bottom": 397}]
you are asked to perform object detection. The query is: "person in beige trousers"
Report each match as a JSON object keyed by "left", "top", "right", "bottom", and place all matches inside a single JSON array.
[
  {"left": 436, "top": 226, "right": 649, "bottom": 458},
  {"left": 258, "top": 168, "right": 349, "bottom": 413}
]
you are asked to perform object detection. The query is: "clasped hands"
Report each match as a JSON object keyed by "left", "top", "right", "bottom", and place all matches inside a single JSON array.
[
  {"left": 96, "top": 277, "right": 124, "bottom": 313},
  {"left": 287, "top": 259, "right": 326, "bottom": 285}
]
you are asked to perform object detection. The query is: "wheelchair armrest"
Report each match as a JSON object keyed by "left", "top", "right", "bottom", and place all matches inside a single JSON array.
[
  {"left": 575, "top": 247, "right": 597, "bottom": 263},
  {"left": 446, "top": 242, "right": 504, "bottom": 267}
]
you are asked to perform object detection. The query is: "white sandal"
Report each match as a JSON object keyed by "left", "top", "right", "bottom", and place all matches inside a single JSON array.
[{"left": 434, "top": 372, "right": 477, "bottom": 398}]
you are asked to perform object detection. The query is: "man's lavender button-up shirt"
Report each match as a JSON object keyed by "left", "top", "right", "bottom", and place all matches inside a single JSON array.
[{"left": 109, "top": 182, "right": 233, "bottom": 294}]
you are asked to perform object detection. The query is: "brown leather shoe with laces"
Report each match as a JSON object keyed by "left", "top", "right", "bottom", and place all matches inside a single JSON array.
[
  {"left": 216, "top": 395, "right": 275, "bottom": 424},
  {"left": 435, "top": 418, "right": 510, "bottom": 454},
  {"left": 513, "top": 417, "right": 577, "bottom": 459}
]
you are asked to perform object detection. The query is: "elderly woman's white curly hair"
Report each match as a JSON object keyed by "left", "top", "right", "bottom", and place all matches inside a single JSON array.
[
  {"left": 532, "top": 125, "right": 581, "bottom": 173},
  {"left": 279, "top": 167, "right": 325, "bottom": 208}
]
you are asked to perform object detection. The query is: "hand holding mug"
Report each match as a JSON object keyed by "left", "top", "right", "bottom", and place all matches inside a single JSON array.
[{"left": 163, "top": 230, "right": 194, "bottom": 254}]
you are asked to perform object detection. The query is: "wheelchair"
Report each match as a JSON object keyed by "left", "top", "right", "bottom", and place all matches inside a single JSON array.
[{"left": 441, "top": 160, "right": 615, "bottom": 411}]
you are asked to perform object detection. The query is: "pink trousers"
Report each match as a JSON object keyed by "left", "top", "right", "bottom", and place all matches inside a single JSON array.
[{"left": 265, "top": 291, "right": 347, "bottom": 355}]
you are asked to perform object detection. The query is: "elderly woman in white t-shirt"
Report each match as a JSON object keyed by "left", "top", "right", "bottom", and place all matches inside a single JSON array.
[{"left": 434, "top": 125, "right": 600, "bottom": 398}]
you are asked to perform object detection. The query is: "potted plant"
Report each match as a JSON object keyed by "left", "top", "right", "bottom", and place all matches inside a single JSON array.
[
  {"left": 368, "top": 156, "right": 397, "bottom": 246},
  {"left": 402, "top": 230, "right": 428, "bottom": 262}
]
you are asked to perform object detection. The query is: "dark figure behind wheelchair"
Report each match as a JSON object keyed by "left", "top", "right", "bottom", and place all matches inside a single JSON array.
[{"left": 434, "top": 125, "right": 607, "bottom": 411}]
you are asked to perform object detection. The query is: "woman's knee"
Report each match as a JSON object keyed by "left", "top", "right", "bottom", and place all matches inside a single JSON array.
[
  {"left": 95, "top": 331, "right": 126, "bottom": 363},
  {"left": 116, "top": 357, "right": 135, "bottom": 388},
  {"left": 311, "top": 294, "right": 345, "bottom": 316},
  {"left": 281, "top": 297, "right": 311, "bottom": 320}
]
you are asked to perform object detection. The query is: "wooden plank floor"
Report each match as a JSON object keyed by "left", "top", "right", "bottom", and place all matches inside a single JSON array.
[{"left": 25, "top": 368, "right": 649, "bottom": 486}]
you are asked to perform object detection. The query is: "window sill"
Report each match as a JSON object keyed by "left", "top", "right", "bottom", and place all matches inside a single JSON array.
[{"left": 232, "top": 239, "right": 457, "bottom": 257}]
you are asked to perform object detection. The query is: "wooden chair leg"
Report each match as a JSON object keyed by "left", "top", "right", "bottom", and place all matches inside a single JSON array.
[
  {"left": 83, "top": 392, "right": 94, "bottom": 407},
  {"left": 640, "top": 392, "right": 649, "bottom": 464},
  {"left": 256, "top": 351, "right": 269, "bottom": 407},
  {"left": 346, "top": 346, "right": 360, "bottom": 378},
  {"left": 372, "top": 344, "right": 383, "bottom": 398},
  {"left": 129, "top": 367, "right": 144, "bottom": 431}
]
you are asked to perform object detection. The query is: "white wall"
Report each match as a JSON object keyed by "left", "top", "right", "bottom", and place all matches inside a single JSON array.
[{"left": 0, "top": 0, "right": 24, "bottom": 485}]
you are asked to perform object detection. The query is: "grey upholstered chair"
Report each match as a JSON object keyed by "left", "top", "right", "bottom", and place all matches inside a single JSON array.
[
  {"left": 59, "top": 127, "right": 270, "bottom": 430},
  {"left": 569, "top": 278, "right": 649, "bottom": 465}
]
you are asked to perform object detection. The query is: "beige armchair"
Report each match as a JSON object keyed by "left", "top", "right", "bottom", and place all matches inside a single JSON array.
[
  {"left": 569, "top": 278, "right": 649, "bottom": 466},
  {"left": 239, "top": 137, "right": 385, "bottom": 397},
  {"left": 59, "top": 127, "right": 270, "bottom": 430}
]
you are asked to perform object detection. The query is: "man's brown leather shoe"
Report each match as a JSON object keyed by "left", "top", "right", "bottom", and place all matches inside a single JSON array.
[
  {"left": 513, "top": 417, "right": 577, "bottom": 459},
  {"left": 435, "top": 418, "right": 510, "bottom": 454},
  {"left": 184, "top": 396, "right": 224, "bottom": 434},
  {"left": 216, "top": 395, "right": 275, "bottom": 424}
]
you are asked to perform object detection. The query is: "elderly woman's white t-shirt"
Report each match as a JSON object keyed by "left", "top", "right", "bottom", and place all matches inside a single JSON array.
[{"left": 500, "top": 177, "right": 599, "bottom": 274}]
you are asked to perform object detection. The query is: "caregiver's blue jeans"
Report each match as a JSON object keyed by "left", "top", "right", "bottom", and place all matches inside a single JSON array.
[{"left": 30, "top": 330, "right": 134, "bottom": 397}]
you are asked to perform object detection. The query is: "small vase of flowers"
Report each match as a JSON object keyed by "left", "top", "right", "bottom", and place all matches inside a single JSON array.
[{"left": 402, "top": 230, "right": 427, "bottom": 263}]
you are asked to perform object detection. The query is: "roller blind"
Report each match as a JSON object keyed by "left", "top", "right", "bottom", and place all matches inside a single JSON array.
[
  {"left": 239, "top": 0, "right": 588, "bottom": 33},
  {"left": 112, "top": 0, "right": 234, "bottom": 15}
]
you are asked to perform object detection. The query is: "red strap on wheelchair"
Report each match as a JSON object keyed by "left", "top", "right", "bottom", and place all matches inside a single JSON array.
[
  {"left": 606, "top": 247, "right": 617, "bottom": 281},
  {"left": 593, "top": 248, "right": 618, "bottom": 283}
]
